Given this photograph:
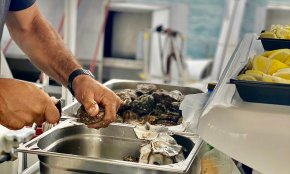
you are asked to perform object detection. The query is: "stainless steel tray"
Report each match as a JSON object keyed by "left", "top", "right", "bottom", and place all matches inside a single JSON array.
[
  {"left": 18, "top": 120, "right": 202, "bottom": 174},
  {"left": 62, "top": 79, "right": 203, "bottom": 132}
]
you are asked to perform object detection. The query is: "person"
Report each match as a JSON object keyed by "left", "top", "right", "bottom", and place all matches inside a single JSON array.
[{"left": 0, "top": 0, "right": 121, "bottom": 130}]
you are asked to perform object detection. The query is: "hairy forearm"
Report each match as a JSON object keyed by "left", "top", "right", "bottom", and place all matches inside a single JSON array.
[{"left": 6, "top": 11, "right": 81, "bottom": 86}]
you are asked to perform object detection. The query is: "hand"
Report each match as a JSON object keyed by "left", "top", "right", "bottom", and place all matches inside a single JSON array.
[
  {"left": 73, "top": 75, "right": 121, "bottom": 129},
  {"left": 0, "top": 79, "right": 60, "bottom": 130}
]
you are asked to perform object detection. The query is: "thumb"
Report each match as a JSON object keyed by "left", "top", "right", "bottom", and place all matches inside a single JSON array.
[
  {"left": 44, "top": 100, "right": 60, "bottom": 124},
  {"left": 82, "top": 98, "right": 100, "bottom": 117}
]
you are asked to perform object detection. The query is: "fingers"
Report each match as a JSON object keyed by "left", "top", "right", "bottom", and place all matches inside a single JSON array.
[
  {"left": 87, "top": 95, "right": 121, "bottom": 129},
  {"left": 44, "top": 100, "right": 60, "bottom": 124},
  {"left": 50, "top": 96, "right": 58, "bottom": 104},
  {"left": 81, "top": 93, "right": 100, "bottom": 117},
  {"left": 103, "top": 102, "right": 117, "bottom": 123}
]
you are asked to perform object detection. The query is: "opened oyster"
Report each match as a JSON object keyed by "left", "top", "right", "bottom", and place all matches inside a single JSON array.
[
  {"left": 134, "top": 123, "right": 167, "bottom": 140},
  {"left": 135, "top": 123, "right": 185, "bottom": 165}
]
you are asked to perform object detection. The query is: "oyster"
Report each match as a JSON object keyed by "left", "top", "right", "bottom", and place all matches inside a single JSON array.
[
  {"left": 123, "top": 155, "right": 138, "bottom": 162},
  {"left": 139, "top": 144, "right": 152, "bottom": 164},
  {"left": 139, "top": 144, "right": 174, "bottom": 165},
  {"left": 156, "top": 120, "right": 177, "bottom": 126},
  {"left": 123, "top": 110, "right": 138, "bottom": 123},
  {"left": 157, "top": 112, "right": 181, "bottom": 122},
  {"left": 136, "top": 84, "right": 157, "bottom": 95},
  {"left": 143, "top": 115, "right": 158, "bottom": 125},
  {"left": 116, "top": 89, "right": 137, "bottom": 112},
  {"left": 76, "top": 105, "right": 104, "bottom": 125},
  {"left": 148, "top": 153, "right": 173, "bottom": 165},
  {"left": 170, "top": 102, "right": 181, "bottom": 112},
  {"left": 135, "top": 123, "right": 185, "bottom": 165},
  {"left": 134, "top": 123, "right": 167, "bottom": 140},
  {"left": 174, "top": 153, "right": 185, "bottom": 163},
  {"left": 132, "top": 94, "right": 155, "bottom": 115},
  {"left": 151, "top": 133, "right": 182, "bottom": 157},
  {"left": 115, "top": 114, "right": 124, "bottom": 123},
  {"left": 151, "top": 103, "right": 167, "bottom": 115},
  {"left": 152, "top": 89, "right": 184, "bottom": 107}
]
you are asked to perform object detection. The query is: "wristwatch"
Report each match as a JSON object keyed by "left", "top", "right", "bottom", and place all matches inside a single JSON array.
[{"left": 67, "top": 69, "right": 94, "bottom": 96}]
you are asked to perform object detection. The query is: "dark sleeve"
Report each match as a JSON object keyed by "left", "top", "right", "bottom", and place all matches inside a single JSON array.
[{"left": 9, "top": 0, "right": 36, "bottom": 11}]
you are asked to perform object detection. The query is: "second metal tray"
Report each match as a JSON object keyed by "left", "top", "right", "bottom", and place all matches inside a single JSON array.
[{"left": 18, "top": 120, "right": 202, "bottom": 174}]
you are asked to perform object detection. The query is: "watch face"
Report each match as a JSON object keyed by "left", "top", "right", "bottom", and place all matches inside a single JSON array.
[{"left": 85, "top": 70, "right": 94, "bottom": 78}]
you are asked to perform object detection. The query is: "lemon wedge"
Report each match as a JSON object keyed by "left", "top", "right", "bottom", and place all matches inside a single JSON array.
[
  {"left": 268, "top": 49, "right": 290, "bottom": 62},
  {"left": 272, "top": 76, "right": 290, "bottom": 84},
  {"left": 273, "top": 71, "right": 290, "bottom": 80},
  {"left": 261, "top": 74, "right": 273, "bottom": 83},
  {"left": 260, "top": 32, "right": 277, "bottom": 39},
  {"left": 237, "top": 74, "right": 257, "bottom": 81},
  {"left": 276, "top": 68, "right": 290, "bottom": 73},
  {"left": 261, "top": 50, "right": 276, "bottom": 57},
  {"left": 283, "top": 56, "right": 290, "bottom": 65},
  {"left": 252, "top": 54, "right": 289, "bottom": 74},
  {"left": 252, "top": 55, "right": 271, "bottom": 73},
  {"left": 267, "top": 59, "right": 289, "bottom": 75},
  {"left": 261, "top": 49, "right": 289, "bottom": 57},
  {"left": 276, "top": 28, "right": 290, "bottom": 39},
  {"left": 245, "top": 70, "right": 264, "bottom": 80}
]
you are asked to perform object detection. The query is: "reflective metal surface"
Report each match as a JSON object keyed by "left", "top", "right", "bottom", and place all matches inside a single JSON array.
[{"left": 18, "top": 121, "right": 202, "bottom": 174}]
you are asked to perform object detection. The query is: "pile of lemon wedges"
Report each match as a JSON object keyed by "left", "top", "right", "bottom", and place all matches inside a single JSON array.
[
  {"left": 237, "top": 49, "right": 290, "bottom": 84},
  {"left": 260, "top": 24, "right": 290, "bottom": 39}
]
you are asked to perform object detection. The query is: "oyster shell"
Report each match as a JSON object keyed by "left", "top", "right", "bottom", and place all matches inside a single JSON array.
[
  {"left": 151, "top": 133, "right": 182, "bottom": 157},
  {"left": 115, "top": 114, "right": 124, "bottom": 123},
  {"left": 76, "top": 105, "right": 104, "bottom": 125},
  {"left": 152, "top": 89, "right": 184, "bottom": 107},
  {"left": 123, "top": 110, "right": 138, "bottom": 123},
  {"left": 139, "top": 144, "right": 152, "bottom": 164},
  {"left": 132, "top": 94, "right": 155, "bottom": 115},
  {"left": 170, "top": 102, "right": 181, "bottom": 112},
  {"left": 174, "top": 153, "right": 185, "bottom": 163},
  {"left": 135, "top": 123, "right": 185, "bottom": 165},
  {"left": 148, "top": 153, "right": 173, "bottom": 165},
  {"left": 123, "top": 155, "right": 138, "bottom": 162},
  {"left": 156, "top": 120, "right": 177, "bottom": 126},
  {"left": 143, "top": 115, "right": 158, "bottom": 125},
  {"left": 151, "top": 103, "right": 167, "bottom": 115},
  {"left": 134, "top": 123, "right": 167, "bottom": 140},
  {"left": 136, "top": 84, "right": 157, "bottom": 95},
  {"left": 116, "top": 89, "right": 137, "bottom": 112},
  {"left": 139, "top": 144, "right": 174, "bottom": 165}
]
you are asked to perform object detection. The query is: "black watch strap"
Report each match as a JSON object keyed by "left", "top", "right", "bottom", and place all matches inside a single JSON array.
[{"left": 67, "top": 69, "right": 94, "bottom": 96}]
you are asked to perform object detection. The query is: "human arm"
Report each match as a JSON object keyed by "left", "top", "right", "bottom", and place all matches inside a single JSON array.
[{"left": 5, "top": 4, "right": 121, "bottom": 128}]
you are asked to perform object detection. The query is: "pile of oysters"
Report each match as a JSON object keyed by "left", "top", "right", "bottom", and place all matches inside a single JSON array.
[
  {"left": 115, "top": 84, "right": 184, "bottom": 126},
  {"left": 75, "top": 84, "right": 185, "bottom": 126}
]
